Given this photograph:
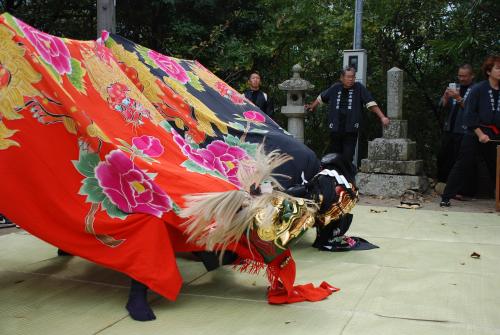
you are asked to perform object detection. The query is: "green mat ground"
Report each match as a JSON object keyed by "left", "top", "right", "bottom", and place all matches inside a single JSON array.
[{"left": 1, "top": 202, "right": 499, "bottom": 335}]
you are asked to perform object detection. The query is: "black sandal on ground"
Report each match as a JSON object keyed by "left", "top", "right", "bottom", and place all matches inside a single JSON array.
[{"left": 440, "top": 199, "right": 451, "bottom": 207}]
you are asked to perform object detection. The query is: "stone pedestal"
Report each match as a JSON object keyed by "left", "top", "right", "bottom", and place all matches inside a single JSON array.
[
  {"left": 356, "top": 67, "right": 427, "bottom": 197},
  {"left": 281, "top": 106, "right": 306, "bottom": 143},
  {"left": 279, "top": 64, "right": 314, "bottom": 143},
  {"left": 356, "top": 173, "right": 428, "bottom": 198}
]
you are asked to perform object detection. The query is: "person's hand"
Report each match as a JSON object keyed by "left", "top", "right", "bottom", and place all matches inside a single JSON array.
[
  {"left": 443, "top": 88, "right": 451, "bottom": 99},
  {"left": 305, "top": 104, "right": 313, "bottom": 112},
  {"left": 478, "top": 133, "right": 490, "bottom": 143},
  {"left": 381, "top": 116, "right": 390, "bottom": 127},
  {"left": 448, "top": 88, "right": 460, "bottom": 100}
]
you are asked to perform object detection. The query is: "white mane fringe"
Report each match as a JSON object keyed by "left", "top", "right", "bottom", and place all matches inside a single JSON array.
[
  {"left": 179, "top": 145, "right": 298, "bottom": 252},
  {"left": 237, "top": 146, "right": 292, "bottom": 192}
]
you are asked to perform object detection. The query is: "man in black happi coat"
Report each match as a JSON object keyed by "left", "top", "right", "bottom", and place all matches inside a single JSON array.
[{"left": 306, "top": 67, "right": 389, "bottom": 167}]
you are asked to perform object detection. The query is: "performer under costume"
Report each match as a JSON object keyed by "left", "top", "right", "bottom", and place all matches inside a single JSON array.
[
  {"left": 0, "top": 14, "right": 361, "bottom": 321},
  {"left": 286, "top": 153, "right": 377, "bottom": 251}
]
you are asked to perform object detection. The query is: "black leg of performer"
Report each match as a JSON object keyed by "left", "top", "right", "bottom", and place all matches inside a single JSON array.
[
  {"left": 126, "top": 278, "right": 156, "bottom": 321},
  {"left": 193, "top": 250, "right": 239, "bottom": 272},
  {"left": 193, "top": 251, "right": 220, "bottom": 271}
]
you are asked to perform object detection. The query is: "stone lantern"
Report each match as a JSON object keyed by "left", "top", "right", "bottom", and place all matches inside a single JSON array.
[{"left": 278, "top": 64, "right": 314, "bottom": 143}]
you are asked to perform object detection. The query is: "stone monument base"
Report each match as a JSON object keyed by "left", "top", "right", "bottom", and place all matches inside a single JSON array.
[
  {"left": 360, "top": 159, "right": 423, "bottom": 175},
  {"left": 355, "top": 172, "right": 428, "bottom": 198}
]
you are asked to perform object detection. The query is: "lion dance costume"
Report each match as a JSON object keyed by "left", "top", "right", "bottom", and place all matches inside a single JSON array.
[{"left": 0, "top": 14, "right": 358, "bottom": 320}]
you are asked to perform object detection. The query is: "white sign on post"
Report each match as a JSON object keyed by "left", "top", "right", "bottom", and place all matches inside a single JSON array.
[{"left": 342, "top": 49, "right": 367, "bottom": 85}]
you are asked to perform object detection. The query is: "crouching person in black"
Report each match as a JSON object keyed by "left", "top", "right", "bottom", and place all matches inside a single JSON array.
[{"left": 286, "top": 153, "right": 377, "bottom": 251}]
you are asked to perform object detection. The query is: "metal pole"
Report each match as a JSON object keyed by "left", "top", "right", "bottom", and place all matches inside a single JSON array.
[
  {"left": 353, "top": 0, "right": 363, "bottom": 49},
  {"left": 97, "top": 0, "right": 116, "bottom": 37},
  {"left": 353, "top": 0, "right": 363, "bottom": 169}
]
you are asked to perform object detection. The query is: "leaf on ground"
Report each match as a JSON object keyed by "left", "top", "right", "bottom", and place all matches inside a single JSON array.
[
  {"left": 470, "top": 252, "right": 480, "bottom": 259},
  {"left": 370, "top": 209, "right": 387, "bottom": 213}
]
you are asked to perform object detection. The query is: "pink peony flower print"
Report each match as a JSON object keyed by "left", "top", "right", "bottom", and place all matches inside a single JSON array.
[
  {"left": 94, "top": 42, "right": 114, "bottom": 65},
  {"left": 148, "top": 50, "right": 189, "bottom": 84},
  {"left": 215, "top": 81, "right": 245, "bottom": 105},
  {"left": 18, "top": 20, "right": 71, "bottom": 75},
  {"left": 243, "top": 110, "right": 266, "bottom": 123},
  {"left": 107, "top": 82, "right": 151, "bottom": 125},
  {"left": 215, "top": 81, "right": 230, "bottom": 97},
  {"left": 95, "top": 150, "right": 172, "bottom": 218},
  {"left": 132, "top": 135, "right": 164, "bottom": 157},
  {"left": 230, "top": 92, "right": 245, "bottom": 104},
  {"left": 172, "top": 130, "right": 248, "bottom": 186}
]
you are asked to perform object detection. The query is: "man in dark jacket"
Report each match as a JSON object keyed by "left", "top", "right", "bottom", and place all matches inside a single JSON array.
[
  {"left": 306, "top": 67, "right": 389, "bottom": 167},
  {"left": 437, "top": 64, "right": 475, "bottom": 184},
  {"left": 243, "top": 71, "right": 274, "bottom": 117}
]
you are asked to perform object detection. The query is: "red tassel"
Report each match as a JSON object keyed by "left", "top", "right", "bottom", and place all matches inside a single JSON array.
[
  {"left": 233, "top": 257, "right": 266, "bottom": 275},
  {"left": 266, "top": 250, "right": 340, "bottom": 304},
  {"left": 233, "top": 249, "right": 340, "bottom": 305}
]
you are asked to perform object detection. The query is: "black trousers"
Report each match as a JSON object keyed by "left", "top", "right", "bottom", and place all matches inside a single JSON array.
[
  {"left": 442, "top": 133, "right": 497, "bottom": 200},
  {"left": 329, "top": 132, "right": 357, "bottom": 166},
  {"left": 437, "top": 132, "right": 463, "bottom": 183},
  {"left": 437, "top": 132, "right": 477, "bottom": 195}
]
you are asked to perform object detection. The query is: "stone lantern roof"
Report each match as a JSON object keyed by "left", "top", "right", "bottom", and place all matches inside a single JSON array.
[{"left": 278, "top": 64, "right": 314, "bottom": 91}]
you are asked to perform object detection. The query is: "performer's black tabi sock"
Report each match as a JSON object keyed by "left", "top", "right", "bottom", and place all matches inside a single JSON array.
[{"left": 126, "top": 279, "right": 156, "bottom": 321}]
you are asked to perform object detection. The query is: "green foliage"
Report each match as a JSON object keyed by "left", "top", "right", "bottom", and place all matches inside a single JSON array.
[
  {"left": 3, "top": 0, "right": 499, "bottom": 176},
  {"left": 1, "top": 0, "right": 97, "bottom": 39}
]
